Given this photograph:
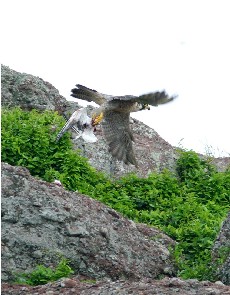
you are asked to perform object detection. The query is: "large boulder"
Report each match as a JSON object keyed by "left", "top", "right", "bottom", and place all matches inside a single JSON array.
[
  {"left": 1, "top": 64, "right": 78, "bottom": 114},
  {"left": 1, "top": 162, "right": 176, "bottom": 282},
  {"left": 75, "top": 115, "right": 178, "bottom": 178}
]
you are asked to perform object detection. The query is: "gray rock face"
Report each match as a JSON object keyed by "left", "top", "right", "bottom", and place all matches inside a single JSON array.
[
  {"left": 72, "top": 115, "right": 178, "bottom": 178},
  {"left": 212, "top": 211, "right": 230, "bottom": 285},
  {"left": 1, "top": 162, "right": 176, "bottom": 282},
  {"left": 2, "top": 64, "right": 229, "bottom": 178},
  {"left": 1, "top": 64, "right": 79, "bottom": 114}
]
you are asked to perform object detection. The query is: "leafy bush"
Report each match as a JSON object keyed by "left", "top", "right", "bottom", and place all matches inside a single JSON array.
[
  {"left": 2, "top": 108, "right": 229, "bottom": 281},
  {"left": 1, "top": 107, "right": 108, "bottom": 195},
  {"left": 15, "top": 258, "right": 74, "bottom": 286},
  {"left": 92, "top": 153, "right": 229, "bottom": 280}
]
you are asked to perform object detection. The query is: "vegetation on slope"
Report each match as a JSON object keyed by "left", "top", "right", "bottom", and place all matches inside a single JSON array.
[
  {"left": 1, "top": 107, "right": 107, "bottom": 195},
  {"left": 15, "top": 258, "right": 74, "bottom": 286},
  {"left": 2, "top": 107, "right": 230, "bottom": 281}
]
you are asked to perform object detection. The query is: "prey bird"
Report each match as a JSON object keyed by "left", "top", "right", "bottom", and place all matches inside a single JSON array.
[
  {"left": 56, "top": 108, "right": 98, "bottom": 143},
  {"left": 67, "top": 84, "right": 177, "bottom": 167}
]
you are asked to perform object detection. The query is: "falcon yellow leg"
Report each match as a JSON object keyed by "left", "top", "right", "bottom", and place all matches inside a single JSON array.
[{"left": 92, "top": 112, "right": 104, "bottom": 126}]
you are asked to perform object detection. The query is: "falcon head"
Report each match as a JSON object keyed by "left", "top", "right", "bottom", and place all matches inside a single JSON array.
[{"left": 136, "top": 103, "right": 150, "bottom": 111}]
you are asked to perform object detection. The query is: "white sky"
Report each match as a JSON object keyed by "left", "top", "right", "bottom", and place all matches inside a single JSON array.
[{"left": 1, "top": 0, "right": 230, "bottom": 156}]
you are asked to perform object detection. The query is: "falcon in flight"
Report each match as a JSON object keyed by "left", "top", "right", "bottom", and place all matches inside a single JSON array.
[{"left": 67, "top": 84, "right": 177, "bottom": 167}]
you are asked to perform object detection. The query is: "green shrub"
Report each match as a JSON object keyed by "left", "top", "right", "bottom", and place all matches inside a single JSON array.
[
  {"left": 92, "top": 155, "right": 229, "bottom": 280},
  {"left": 1, "top": 107, "right": 108, "bottom": 195},
  {"left": 15, "top": 258, "right": 74, "bottom": 286},
  {"left": 1, "top": 108, "right": 229, "bottom": 281}
]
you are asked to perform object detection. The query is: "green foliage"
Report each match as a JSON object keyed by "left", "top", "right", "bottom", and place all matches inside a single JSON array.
[
  {"left": 1, "top": 107, "right": 108, "bottom": 195},
  {"left": 15, "top": 258, "right": 74, "bottom": 286},
  {"left": 176, "top": 150, "right": 216, "bottom": 182},
  {"left": 2, "top": 108, "right": 230, "bottom": 282},
  {"left": 92, "top": 153, "right": 229, "bottom": 280}
]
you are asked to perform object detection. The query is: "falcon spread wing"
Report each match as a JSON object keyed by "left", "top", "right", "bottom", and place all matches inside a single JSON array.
[
  {"left": 71, "top": 84, "right": 176, "bottom": 106},
  {"left": 69, "top": 84, "right": 177, "bottom": 166}
]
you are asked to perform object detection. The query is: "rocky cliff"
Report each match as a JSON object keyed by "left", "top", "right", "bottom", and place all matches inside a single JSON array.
[
  {"left": 2, "top": 64, "right": 229, "bottom": 178},
  {"left": 1, "top": 65, "right": 230, "bottom": 294}
]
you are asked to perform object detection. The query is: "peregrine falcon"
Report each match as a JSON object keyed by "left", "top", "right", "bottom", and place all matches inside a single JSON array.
[{"left": 68, "top": 84, "right": 177, "bottom": 167}]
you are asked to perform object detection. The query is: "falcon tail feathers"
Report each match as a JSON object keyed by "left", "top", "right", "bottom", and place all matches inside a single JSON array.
[{"left": 108, "top": 136, "right": 138, "bottom": 167}]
